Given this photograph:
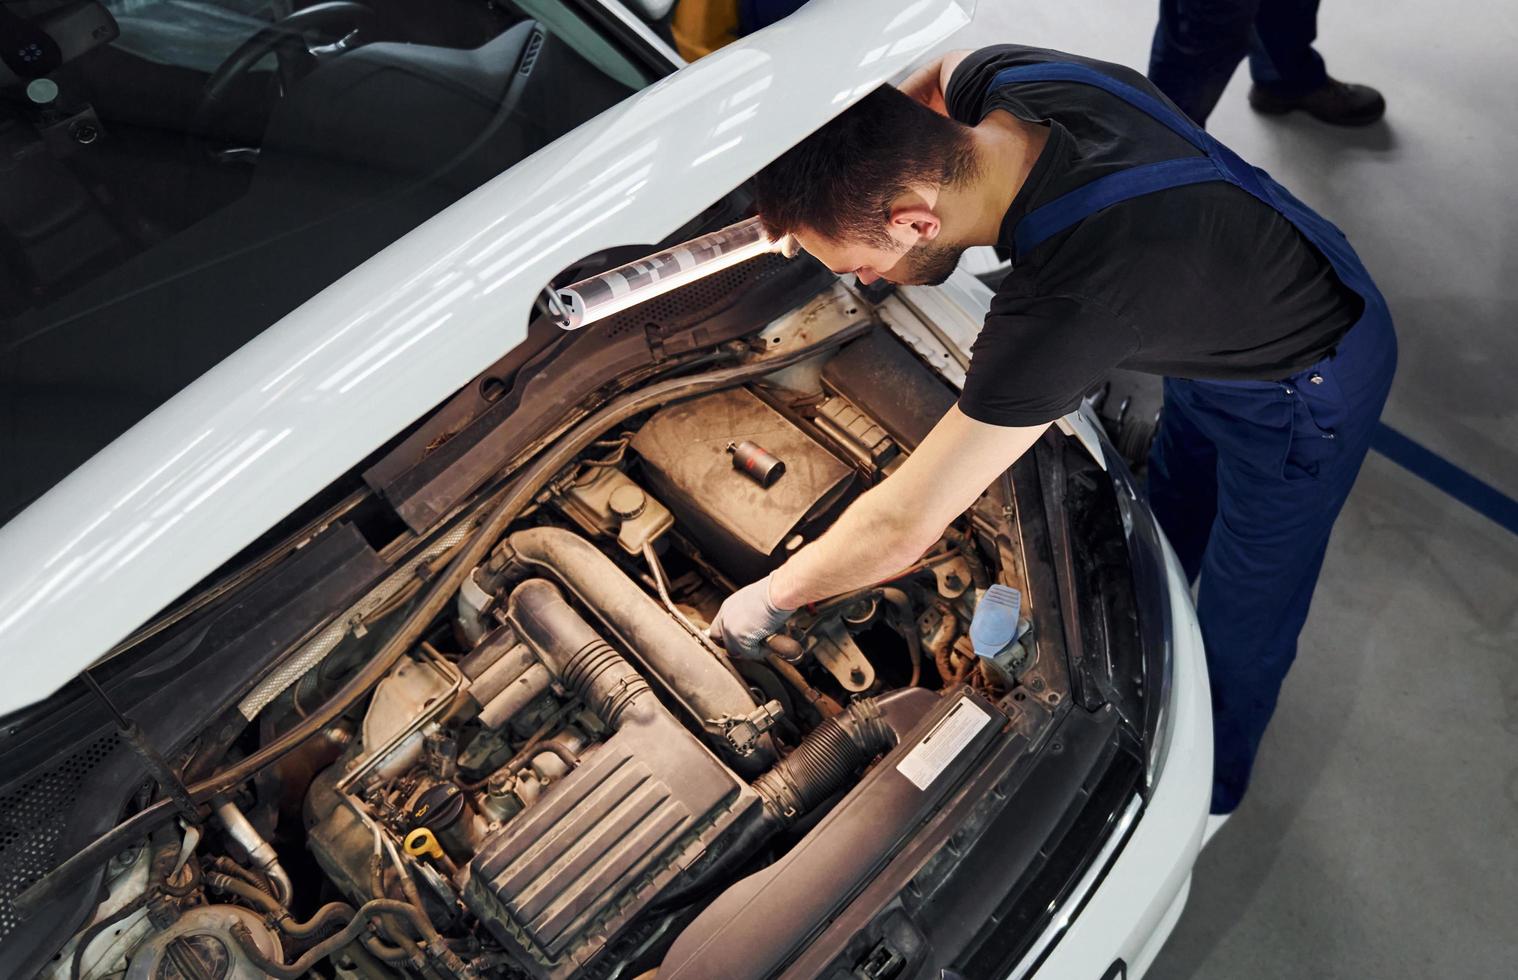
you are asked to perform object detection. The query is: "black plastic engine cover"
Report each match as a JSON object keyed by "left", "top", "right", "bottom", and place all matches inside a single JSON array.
[
  {"left": 657, "top": 690, "right": 1004, "bottom": 980},
  {"left": 463, "top": 719, "right": 758, "bottom": 979},
  {"left": 821, "top": 328, "right": 956, "bottom": 449},
  {"left": 632, "top": 386, "right": 855, "bottom": 581}
]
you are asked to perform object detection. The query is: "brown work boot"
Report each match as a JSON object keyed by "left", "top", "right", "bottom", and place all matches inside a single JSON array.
[{"left": 1248, "top": 77, "right": 1386, "bottom": 126}]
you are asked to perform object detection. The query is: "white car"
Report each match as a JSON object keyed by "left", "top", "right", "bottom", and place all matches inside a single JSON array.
[{"left": 0, "top": 1, "right": 1210, "bottom": 977}]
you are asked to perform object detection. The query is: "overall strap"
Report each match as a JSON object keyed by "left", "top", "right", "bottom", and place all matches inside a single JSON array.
[
  {"left": 1012, "top": 156, "right": 1220, "bottom": 258},
  {"left": 989, "top": 62, "right": 1208, "bottom": 150},
  {"left": 991, "top": 61, "right": 1271, "bottom": 259}
]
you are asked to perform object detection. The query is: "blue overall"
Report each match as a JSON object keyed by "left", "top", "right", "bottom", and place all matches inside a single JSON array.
[{"left": 993, "top": 63, "right": 1397, "bottom": 814}]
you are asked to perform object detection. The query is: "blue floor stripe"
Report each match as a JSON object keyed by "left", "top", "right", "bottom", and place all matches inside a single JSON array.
[{"left": 1371, "top": 423, "right": 1518, "bottom": 536}]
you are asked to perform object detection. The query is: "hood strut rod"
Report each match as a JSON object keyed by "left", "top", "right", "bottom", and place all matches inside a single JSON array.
[{"left": 82, "top": 671, "right": 202, "bottom": 827}]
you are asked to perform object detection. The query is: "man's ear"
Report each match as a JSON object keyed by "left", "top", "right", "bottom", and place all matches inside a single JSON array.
[{"left": 887, "top": 200, "right": 941, "bottom": 244}]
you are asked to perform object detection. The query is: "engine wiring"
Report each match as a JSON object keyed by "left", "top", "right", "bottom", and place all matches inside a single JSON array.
[
  {"left": 13, "top": 326, "right": 870, "bottom": 921},
  {"left": 34, "top": 306, "right": 1044, "bottom": 980}
]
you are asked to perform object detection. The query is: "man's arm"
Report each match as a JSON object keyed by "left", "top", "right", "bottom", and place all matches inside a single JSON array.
[
  {"left": 770, "top": 405, "right": 1047, "bottom": 607},
  {"left": 896, "top": 48, "right": 974, "bottom": 116},
  {"left": 707, "top": 405, "right": 1048, "bottom": 658}
]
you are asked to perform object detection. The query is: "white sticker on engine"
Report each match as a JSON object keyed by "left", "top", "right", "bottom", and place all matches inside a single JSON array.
[{"left": 896, "top": 698, "right": 993, "bottom": 791}]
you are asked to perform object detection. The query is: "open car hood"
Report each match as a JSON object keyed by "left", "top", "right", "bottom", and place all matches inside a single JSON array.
[{"left": 0, "top": 0, "right": 974, "bottom": 716}]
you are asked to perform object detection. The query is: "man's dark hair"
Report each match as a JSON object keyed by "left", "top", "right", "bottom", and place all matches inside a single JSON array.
[{"left": 754, "top": 85, "right": 978, "bottom": 247}]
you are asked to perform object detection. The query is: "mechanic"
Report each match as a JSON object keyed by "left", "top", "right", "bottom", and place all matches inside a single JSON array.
[{"left": 707, "top": 45, "right": 1397, "bottom": 831}]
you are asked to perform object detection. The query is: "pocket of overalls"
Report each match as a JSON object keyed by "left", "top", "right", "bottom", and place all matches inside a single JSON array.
[
  {"left": 1282, "top": 361, "right": 1347, "bottom": 481},
  {"left": 1186, "top": 378, "right": 1298, "bottom": 478}
]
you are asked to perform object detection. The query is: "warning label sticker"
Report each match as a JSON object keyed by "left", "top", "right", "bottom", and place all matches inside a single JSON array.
[{"left": 896, "top": 698, "right": 992, "bottom": 791}]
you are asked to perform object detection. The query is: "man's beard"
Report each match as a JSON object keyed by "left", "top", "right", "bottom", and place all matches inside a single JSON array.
[{"left": 890, "top": 239, "right": 967, "bottom": 286}]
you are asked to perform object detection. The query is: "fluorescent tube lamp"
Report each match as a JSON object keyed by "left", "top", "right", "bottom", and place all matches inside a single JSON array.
[{"left": 547, "top": 216, "right": 789, "bottom": 330}]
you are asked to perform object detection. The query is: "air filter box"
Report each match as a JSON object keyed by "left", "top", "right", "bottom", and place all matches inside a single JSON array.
[
  {"left": 631, "top": 387, "right": 855, "bottom": 581},
  {"left": 464, "top": 722, "right": 756, "bottom": 979}
]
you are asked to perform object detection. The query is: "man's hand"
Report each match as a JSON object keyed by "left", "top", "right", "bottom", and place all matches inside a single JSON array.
[
  {"left": 708, "top": 574, "right": 795, "bottom": 660},
  {"left": 768, "top": 406, "right": 1050, "bottom": 611}
]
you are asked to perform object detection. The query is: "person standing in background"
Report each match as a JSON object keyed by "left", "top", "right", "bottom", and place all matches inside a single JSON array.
[{"left": 1148, "top": 0, "right": 1386, "bottom": 127}]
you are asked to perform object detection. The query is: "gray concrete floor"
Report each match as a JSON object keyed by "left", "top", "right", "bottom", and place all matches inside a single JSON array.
[{"left": 948, "top": 2, "right": 1518, "bottom": 976}]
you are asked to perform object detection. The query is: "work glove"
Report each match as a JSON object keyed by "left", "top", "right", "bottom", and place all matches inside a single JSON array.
[{"left": 707, "top": 574, "right": 795, "bottom": 661}]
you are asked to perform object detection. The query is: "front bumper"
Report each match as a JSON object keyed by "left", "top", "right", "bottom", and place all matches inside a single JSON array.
[{"left": 1020, "top": 525, "right": 1213, "bottom": 979}]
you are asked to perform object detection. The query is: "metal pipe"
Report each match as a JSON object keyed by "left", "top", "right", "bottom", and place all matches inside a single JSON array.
[
  {"left": 212, "top": 797, "right": 293, "bottom": 906},
  {"left": 16, "top": 325, "right": 866, "bottom": 918},
  {"left": 643, "top": 541, "right": 751, "bottom": 689},
  {"left": 467, "top": 643, "right": 536, "bottom": 705},
  {"left": 338, "top": 646, "right": 463, "bottom": 793},
  {"left": 501, "top": 528, "right": 774, "bottom": 774},
  {"left": 477, "top": 662, "right": 552, "bottom": 728}
]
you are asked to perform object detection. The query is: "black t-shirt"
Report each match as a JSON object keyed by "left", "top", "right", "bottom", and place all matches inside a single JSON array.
[{"left": 946, "top": 45, "right": 1363, "bottom": 427}]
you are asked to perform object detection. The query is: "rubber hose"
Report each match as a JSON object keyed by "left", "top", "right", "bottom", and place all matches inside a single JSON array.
[
  {"left": 362, "top": 932, "right": 418, "bottom": 964},
  {"left": 210, "top": 871, "right": 363, "bottom": 942},
  {"left": 753, "top": 699, "right": 895, "bottom": 826},
  {"left": 662, "top": 696, "right": 900, "bottom": 907},
  {"left": 229, "top": 899, "right": 432, "bottom": 980},
  {"left": 507, "top": 579, "right": 655, "bottom": 727},
  {"left": 204, "top": 870, "right": 283, "bottom": 916},
  {"left": 371, "top": 845, "right": 426, "bottom": 964},
  {"left": 70, "top": 893, "right": 148, "bottom": 980},
  {"left": 381, "top": 836, "right": 472, "bottom": 978},
  {"left": 765, "top": 654, "right": 843, "bottom": 718},
  {"left": 158, "top": 857, "right": 202, "bottom": 898},
  {"left": 878, "top": 588, "right": 923, "bottom": 688},
  {"left": 277, "top": 901, "right": 357, "bottom": 940},
  {"left": 210, "top": 856, "right": 274, "bottom": 897},
  {"left": 16, "top": 326, "right": 867, "bottom": 918},
  {"left": 529, "top": 740, "right": 580, "bottom": 772}
]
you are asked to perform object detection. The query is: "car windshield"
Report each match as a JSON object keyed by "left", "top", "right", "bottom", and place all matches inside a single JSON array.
[{"left": 0, "top": 0, "right": 655, "bottom": 527}]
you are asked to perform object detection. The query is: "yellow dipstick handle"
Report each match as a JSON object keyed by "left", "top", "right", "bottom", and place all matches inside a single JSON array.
[{"left": 403, "top": 828, "right": 445, "bottom": 861}]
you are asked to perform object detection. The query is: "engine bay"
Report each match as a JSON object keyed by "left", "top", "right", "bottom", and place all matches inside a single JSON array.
[{"left": 33, "top": 287, "right": 1077, "bottom": 980}]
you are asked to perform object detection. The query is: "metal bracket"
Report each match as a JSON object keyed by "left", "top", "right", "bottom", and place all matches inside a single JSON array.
[
  {"left": 809, "top": 619, "right": 877, "bottom": 692},
  {"left": 932, "top": 555, "right": 974, "bottom": 599}
]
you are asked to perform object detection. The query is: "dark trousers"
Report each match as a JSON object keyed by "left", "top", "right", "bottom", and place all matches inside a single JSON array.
[
  {"left": 1149, "top": 0, "right": 1330, "bottom": 125},
  {"left": 1146, "top": 307, "right": 1396, "bottom": 813}
]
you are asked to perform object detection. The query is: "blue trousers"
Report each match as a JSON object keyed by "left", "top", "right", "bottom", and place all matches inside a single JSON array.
[
  {"left": 1149, "top": 0, "right": 1329, "bottom": 125},
  {"left": 1146, "top": 308, "right": 1396, "bottom": 813}
]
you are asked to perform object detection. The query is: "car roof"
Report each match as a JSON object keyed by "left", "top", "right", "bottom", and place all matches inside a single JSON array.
[{"left": 0, "top": 0, "right": 973, "bottom": 716}]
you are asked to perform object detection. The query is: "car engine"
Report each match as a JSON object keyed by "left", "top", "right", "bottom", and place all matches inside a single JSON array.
[{"left": 42, "top": 292, "right": 1041, "bottom": 980}]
